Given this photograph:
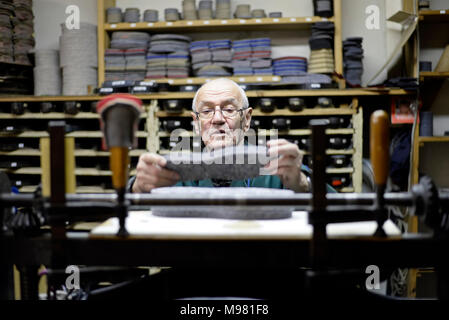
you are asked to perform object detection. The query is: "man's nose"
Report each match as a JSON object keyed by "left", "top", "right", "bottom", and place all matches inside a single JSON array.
[{"left": 211, "top": 106, "right": 225, "bottom": 123}]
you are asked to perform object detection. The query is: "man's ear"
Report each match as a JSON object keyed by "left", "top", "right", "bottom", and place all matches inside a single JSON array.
[
  {"left": 191, "top": 112, "right": 200, "bottom": 135},
  {"left": 244, "top": 108, "right": 253, "bottom": 131}
]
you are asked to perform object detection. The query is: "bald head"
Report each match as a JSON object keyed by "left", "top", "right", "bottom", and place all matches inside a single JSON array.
[{"left": 192, "top": 78, "right": 249, "bottom": 112}]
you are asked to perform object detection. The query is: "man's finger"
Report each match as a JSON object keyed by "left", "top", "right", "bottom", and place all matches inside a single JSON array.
[
  {"left": 139, "top": 153, "right": 167, "bottom": 167},
  {"left": 268, "top": 144, "right": 302, "bottom": 158}
]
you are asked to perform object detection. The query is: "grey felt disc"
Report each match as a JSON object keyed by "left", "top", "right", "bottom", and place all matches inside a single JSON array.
[{"left": 151, "top": 187, "right": 294, "bottom": 220}]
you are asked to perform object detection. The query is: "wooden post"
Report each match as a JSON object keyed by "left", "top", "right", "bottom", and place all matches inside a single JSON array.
[
  {"left": 333, "top": 0, "right": 345, "bottom": 88},
  {"left": 97, "top": 0, "right": 116, "bottom": 86}
]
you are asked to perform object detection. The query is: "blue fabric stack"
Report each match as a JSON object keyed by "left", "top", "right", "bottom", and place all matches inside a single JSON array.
[
  {"left": 343, "top": 37, "right": 364, "bottom": 87},
  {"left": 273, "top": 56, "right": 307, "bottom": 77},
  {"left": 251, "top": 38, "right": 272, "bottom": 75},
  {"left": 232, "top": 39, "right": 253, "bottom": 75}
]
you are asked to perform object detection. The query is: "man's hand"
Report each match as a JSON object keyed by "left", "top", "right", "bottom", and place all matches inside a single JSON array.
[
  {"left": 132, "top": 153, "right": 180, "bottom": 193},
  {"left": 265, "top": 139, "right": 310, "bottom": 193}
]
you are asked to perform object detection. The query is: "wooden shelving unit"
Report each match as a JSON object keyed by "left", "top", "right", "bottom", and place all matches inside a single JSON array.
[{"left": 419, "top": 9, "right": 449, "bottom": 23}]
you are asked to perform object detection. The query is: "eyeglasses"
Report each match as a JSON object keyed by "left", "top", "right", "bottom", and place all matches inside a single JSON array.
[{"left": 195, "top": 107, "right": 245, "bottom": 120}]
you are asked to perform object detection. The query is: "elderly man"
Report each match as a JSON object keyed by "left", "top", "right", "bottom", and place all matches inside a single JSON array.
[{"left": 129, "top": 78, "right": 314, "bottom": 193}]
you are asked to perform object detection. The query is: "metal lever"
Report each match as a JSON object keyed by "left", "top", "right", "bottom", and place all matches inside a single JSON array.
[
  {"left": 97, "top": 94, "right": 143, "bottom": 237},
  {"left": 370, "top": 110, "right": 390, "bottom": 237}
]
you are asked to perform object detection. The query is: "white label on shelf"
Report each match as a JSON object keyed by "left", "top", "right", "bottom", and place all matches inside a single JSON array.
[
  {"left": 239, "top": 19, "right": 246, "bottom": 23},
  {"left": 18, "top": 143, "right": 24, "bottom": 148},
  {"left": 187, "top": 79, "right": 193, "bottom": 84},
  {"left": 272, "top": 76, "right": 280, "bottom": 81},
  {"left": 101, "top": 88, "right": 113, "bottom": 93},
  {"left": 290, "top": 18, "right": 297, "bottom": 22},
  {"left": 112, "top": 80, "right": 125, "bottom": 86},
  {"left": 11, "top": 162, "right": 17, "bottom": 167},
  {"left": 187, "top": 21, "right": 193, "bottom": 25},
  {"left": 166, "top": 22, "right": 173, "bottom": 26},
  {"left": 322, "top": 18, "right": 328, "bottom": 21},
  {"left": 273, "top": 18, "right": 279, "bottom": 22},
  {"left": 255, "top": 19, "right": 262, "bottom": 23},
  {"left": 221, "top": 20, "right": 228, "bottom": 24},
  {"left": 6, "top": 126, "right": 13, "bottom": 130},
  {"left": 130, "top": 23, "right": 136, "bottom": 27},
  {"left": 203, "top": 20, "right": 210, "bottom": 24},
  {"left": 133, "top": 86, "right": 146, "bottom": 91},
  {"left": 306, "top": 17, "right": 312, "bottom": 22},
  {"left": 147, "top": 23, "right": 154, "bottom": 27},
  {"left": 205, "top": 79, "right": 211, "bottom": 82},
  {"left": 239, "top": 77, "right": 245, "bottom": 82},
  {"left": 168, "top": 79, "right": 174, "bottom": 84},
  {"left": 311, "top": 83, "right": 321, "bottom": 89},
  {"left": 257, "top": 77, "right": 263, "bottom": 81},
  {"left": 110, "top": 24, "right": 116, "bottom": 28},
  {"left": 440, "top": 10, "right": 446, "bottom": 14}
]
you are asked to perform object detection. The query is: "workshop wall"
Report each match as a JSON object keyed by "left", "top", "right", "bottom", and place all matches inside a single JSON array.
[{"left": 32, "top": 0, "right": 399, "bottom": 85}]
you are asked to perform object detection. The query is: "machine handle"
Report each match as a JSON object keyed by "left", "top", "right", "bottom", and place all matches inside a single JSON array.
[{"left": 370, "top": 110, "right": 390, "bottom": 187}]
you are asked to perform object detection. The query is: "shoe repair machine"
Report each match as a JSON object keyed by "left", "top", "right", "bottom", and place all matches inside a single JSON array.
[{"left": 1, "top": 94, "right": 449, "bottom": 300}]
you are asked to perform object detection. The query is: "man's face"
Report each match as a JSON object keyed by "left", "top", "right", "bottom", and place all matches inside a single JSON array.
[{"left": 192, "top": 82, "right": 252, "bottom": 150}]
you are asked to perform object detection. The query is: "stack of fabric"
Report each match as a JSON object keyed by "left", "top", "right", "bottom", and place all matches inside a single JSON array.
[
  {"left": 250, "top": 38, "right": 272, "bottom": 75},
  {"left": 104, "top": 48, "right": 126, "bottom": 81},
  {"left": 313, "top": 0, "right": 333, "bottom": 17},
  {"left": 232, "top": 38, "right": 272, "bottom": 76},
  {"left": 12, "top": 0, "right": 34, "bottom": 65},
  {"left": 232, "top": 39, "right": 253, "bottom": 75},
  {"left": 273, "top": 56, "right": 307, "bottom": 77},
  {"left": 198, "top": 0, "right": 213, "bottom": 20},
  {"left": 182, "top": 0, "right": 197, "bottom": 20},
  {"left": 108, "top": 32, "right": 150, "bottom": 81},
  {"left": 343, "top": 37, "right": 364, "bottom": 87},
  {"left": 60, "top": 22, "right": 97, "bottom": 95},
  {"left": 215, "top": 0, "right": 231, "bottom": 19},
  {"left": 190, "top": 40, "right": 232, "bottom": 77},
  {"left": 125, "top": 48, "right": 147, "bottom": 81},
  {"left": 146, "top": 34, "right": 191, "bottom": 79},
  {"left": 34, "top": 49, "right": 61, "bottom": 95},
  {"left": 308, "top": 22, "right": 334, "bottom": 74},
  {"left": 0, "top": 0, "right": 14, "bottom": 63}
]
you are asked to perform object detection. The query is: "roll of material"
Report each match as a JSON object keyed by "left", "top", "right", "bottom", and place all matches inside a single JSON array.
[
  {"left": 165, "top": 8, "right": 180, "bottom": 21},
  {"left": 124, "top": 8, "right": 140, "bottom": 23},
  {"left": 144, "top": 9, "right": 159, "bottom": 22},
  {"left": 34, "top": 49, "right": 61, "bottom": 96},
  {"left": 106, "top": 7, "right": 122, "bottom": 23},
  {"left": 269, "top": 12, "right": 282, "bottom": 18},
  {"left": 420, "top": 111, "right": 433, "bottom": 136}
]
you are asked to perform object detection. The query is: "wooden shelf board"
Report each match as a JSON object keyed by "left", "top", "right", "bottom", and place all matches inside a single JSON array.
[
  {"left": 326, "top": 167, "right": 354, "bottom": 174},
  {"left": 0, "top": 149, "right": 40, "bottom": 156},
  {"left": 156, "top": 108, "right": 356, "bottom": 118},
  {"left": 0, "top": 167, "right": 42, "bottom": 175},
  {"left": 419, "top": 72, "right": 449, "bottom": 80},
  {"left": 74, "top": 169, "right": 137, "bottom": 176},
  {"left": 419, "top": 10, "right": 449, "bottom": 23},
  {"left": 0, "top": 112, "right": 147, "bottom": 119},
  {"left": 75, "top": 187, "right": 115, "bottom": 193},
  {"left": 74, "top": 149, "right": 145, "bottom": 157},
  {"left": 103, "top": 17, "right": 334, "bottom": 32},
  {"left": 418, "top": 136, "right": 449, "bottom": 143},
  {"left": 0, "top": 131, "right": 48, "bottom": 138},
  {"left": 0, "top": 88, "right": 413, "bottom": 103}
]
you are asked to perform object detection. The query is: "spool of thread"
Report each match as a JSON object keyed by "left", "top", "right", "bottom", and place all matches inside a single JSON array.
[{"left": 420, "top": 111, "right": 433, "bottom": 136}]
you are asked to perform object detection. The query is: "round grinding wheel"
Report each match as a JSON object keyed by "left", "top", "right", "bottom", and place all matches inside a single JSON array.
[{"left": 151, "top": 187, "right": 294, "bottom": 220}]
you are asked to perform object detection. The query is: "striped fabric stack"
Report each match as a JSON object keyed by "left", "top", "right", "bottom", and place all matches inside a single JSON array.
[
  {"left": 232, "top": 38, "right": 272, "bottom": 76},
  {"left": 273, "top": 56, "right": 307, "bottom": 77},
  {"left": 232, "top": 39, "right": 253, "bottom": 75},
  {"left": 146, "top": 34, "right": 191, "bottom": 79},
  {"left": 106, "top": 32, "right": 150, "bottom": 81},
  {"left": 190, "top": 39, "right": 232, "bottom": 77},
  {"left": 250, "top": 38, "right": 272, "bottom": 75}
]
